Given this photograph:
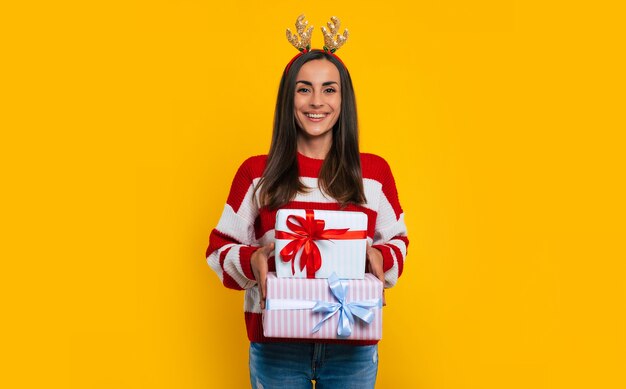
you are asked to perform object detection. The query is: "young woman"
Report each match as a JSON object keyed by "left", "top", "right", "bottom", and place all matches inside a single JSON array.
[{"left": 206, "top": 29, "right": 408, "bottom": 388}]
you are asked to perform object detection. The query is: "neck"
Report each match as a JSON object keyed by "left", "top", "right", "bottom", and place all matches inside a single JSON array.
[{"left": 297, "top": 134, "right": 332, "bottom": 160}]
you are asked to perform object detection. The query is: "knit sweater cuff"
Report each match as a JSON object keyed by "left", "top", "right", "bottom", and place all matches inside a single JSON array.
[
  {"left": 372, "top": 244, "right": 394, "bottom": 272},
  {"left": 238, "top": 246, "right": 258, "bottom": 282}
]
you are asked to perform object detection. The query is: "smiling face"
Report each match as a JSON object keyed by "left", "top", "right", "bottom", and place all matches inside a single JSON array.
[{"left": 293, "top": 59, "right": 342, "bottom": 144}]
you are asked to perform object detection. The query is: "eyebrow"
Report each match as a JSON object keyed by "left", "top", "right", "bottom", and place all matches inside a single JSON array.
[{"left": 296, "top": 80, "right": 339, "bottom": 86}]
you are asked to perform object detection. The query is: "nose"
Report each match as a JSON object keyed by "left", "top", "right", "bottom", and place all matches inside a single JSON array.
[{"left": 309, "top": 90, "right": 324, "bottom": 107}]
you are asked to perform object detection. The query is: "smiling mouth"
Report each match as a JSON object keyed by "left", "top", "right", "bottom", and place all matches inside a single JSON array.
[{"left": 305, "top": 113, "right": 328, "bottom": 119}]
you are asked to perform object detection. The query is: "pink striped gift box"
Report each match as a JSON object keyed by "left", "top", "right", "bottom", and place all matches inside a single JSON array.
[
  {"left": 274, "top": 209, "right": 368, "bottom": 279},
  {"left": 263, "top": 272, "right": 383, "bottom": 340}
]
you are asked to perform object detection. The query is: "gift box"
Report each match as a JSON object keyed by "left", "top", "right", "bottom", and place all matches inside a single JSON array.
[
  {"left": 274, "top": 209, "right": 368, "bottom": 279},
  {"left": 263, "top": 272, "right": 383, "bottom": 340}
]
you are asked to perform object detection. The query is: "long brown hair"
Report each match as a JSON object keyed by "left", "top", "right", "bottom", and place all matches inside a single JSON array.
[{"left": 256, "top": 50, "right": 366, "bottom": 209}]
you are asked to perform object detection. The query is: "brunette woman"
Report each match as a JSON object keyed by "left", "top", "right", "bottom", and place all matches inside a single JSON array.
[{"left": 206, "top": 19, "right": 408, "bottom": 388}]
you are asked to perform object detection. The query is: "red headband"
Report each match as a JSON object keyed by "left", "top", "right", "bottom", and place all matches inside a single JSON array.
[{"left": 284, "top": 48, "right": 347, "bottom": 75}]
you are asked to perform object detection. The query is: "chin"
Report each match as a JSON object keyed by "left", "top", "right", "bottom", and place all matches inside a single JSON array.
[{"left": 300, "top": 127, "right": 333, "bottom": 138}]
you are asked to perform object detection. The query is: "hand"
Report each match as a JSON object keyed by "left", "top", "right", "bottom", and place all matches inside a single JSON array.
[
  {"left": 251, "top": 242, "right": 274, "bottom": 310},
  {"left": 366, "top": 243, "right": 386, "bottom": 306}
]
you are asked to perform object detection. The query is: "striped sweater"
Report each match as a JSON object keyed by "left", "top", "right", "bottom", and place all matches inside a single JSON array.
[{"left": 206, "top": 152, "right": 408, "bottom": 345}]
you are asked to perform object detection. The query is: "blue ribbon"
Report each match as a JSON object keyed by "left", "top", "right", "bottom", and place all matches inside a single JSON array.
[{"left": 311, "top": 273, "right": 381, "bottom": 337}]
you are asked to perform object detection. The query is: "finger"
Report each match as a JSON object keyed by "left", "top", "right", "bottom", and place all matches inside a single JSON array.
[
  {"left": 259, "top": 267, "right": 267, "bottom": 309},
  {"left": 373, "top": 268, "right": 386, "bottom": 306},
  {"left": 373, "top": 267, "right": 386, "bottom": 303},
  {"left": 252, "top": 267, "right": 265, "bottom": 310},
  {"left": 369, "top": 257, "right": 384, "bottom": 282},
  {"left": 254, "top": 274, "right": 266, "bottom": 310},
  {"left": 375, "top": 269, "right": 385, "bottom": 285},
  {"left": 366, "top": 243, "right": 374, "bottom": 259},
  {"left": 372, "top": 268, "right": 386, "bottom": 307}
]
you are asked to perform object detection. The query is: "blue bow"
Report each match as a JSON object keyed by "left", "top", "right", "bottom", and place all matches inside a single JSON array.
[{"left": 311, "top": 273, "right": 381, "bottom": 337}]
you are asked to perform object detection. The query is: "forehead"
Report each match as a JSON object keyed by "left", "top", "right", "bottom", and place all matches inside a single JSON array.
[{"left": 296, "top": 59, "right": 340, "bottom": 82}]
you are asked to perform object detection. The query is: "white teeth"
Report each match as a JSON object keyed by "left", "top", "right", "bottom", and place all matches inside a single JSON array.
[{"left": 306, "top": 113, "right": 326, "bottom": 118}]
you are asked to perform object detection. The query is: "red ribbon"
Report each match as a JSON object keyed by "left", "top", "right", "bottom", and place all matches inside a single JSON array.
[{"left": 275, "top": 210, "right": 367, "bottom": 278}]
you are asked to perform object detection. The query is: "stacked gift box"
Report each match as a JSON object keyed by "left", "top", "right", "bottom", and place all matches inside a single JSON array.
[{"left": 262, "top": 209, "right": 383, "bottom": 340}]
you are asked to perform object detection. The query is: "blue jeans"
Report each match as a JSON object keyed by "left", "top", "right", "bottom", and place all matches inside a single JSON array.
[{"left": 249, "top": 342, "right": 378, "bottom": 389}]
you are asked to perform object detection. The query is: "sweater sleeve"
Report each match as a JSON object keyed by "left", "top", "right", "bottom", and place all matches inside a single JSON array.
[
  {"left": 206, "top": 158, "right": 261, "bottom": 290},
  {"left": 371, "top": 158, "right": 409, "bottom": 288}
]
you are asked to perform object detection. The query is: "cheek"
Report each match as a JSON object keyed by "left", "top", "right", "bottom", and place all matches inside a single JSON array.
[
  {"left": 333, "top": 96, "right": 342, "bottom": 112},
  {"left": 332, "top": 99, "right": 341, "bottom": 115},
  {"left": 293, "top": 94, "right": 307, "bottom": 109},
  {"left": 331, "top": 105, "right": 341, "bottom": 125}
]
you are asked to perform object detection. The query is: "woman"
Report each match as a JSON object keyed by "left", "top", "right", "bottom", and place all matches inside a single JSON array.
[{"left": 206, "top": 22, "right": 408, "bottom": 388}]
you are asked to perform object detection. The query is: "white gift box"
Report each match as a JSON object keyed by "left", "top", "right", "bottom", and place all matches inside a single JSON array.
[
  {"left": 263, "top": 272, "right": 383, "bottom": 340},
  {"left": 274, "top": 209, "right": 368, "bottom": 279}
]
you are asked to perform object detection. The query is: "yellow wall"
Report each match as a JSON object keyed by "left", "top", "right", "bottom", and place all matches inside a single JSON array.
[{"left": 3, "top": 1, "right": 624, "bottom": 388}]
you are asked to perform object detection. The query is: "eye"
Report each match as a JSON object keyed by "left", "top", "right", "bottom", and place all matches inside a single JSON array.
[
  {"left": 297, "top": 87, "right": 310, "bottom": 93},
  {"left": 324, "top": 88, "right": 336, "bottom": 93}
]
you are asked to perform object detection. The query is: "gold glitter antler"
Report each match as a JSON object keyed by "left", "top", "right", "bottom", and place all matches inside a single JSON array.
[
  {"left": 321, "top": 16, "right": 348, "bottom": 53},
  {"left": 286, "top": 14, "right": 313, "bottom": 52}
]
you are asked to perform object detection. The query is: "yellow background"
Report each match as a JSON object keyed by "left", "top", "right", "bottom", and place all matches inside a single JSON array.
[{"left": 2, "top": 0, "right": 625, "bottom": 388}]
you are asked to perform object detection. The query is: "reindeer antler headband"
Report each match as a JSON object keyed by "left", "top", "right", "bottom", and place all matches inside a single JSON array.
[{"left": 284, "top": 15, "right": 349, "bottom": 74}]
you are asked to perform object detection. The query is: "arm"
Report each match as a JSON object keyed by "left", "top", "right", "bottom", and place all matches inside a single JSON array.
[
  {"left": 370, "top": 159, "right": 409, "bottom": 288},
  {"left": 206, "top": 158, "right": 261, "bottom": 290}
]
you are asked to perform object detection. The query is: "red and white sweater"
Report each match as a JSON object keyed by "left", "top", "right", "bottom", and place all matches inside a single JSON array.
[{"left": 206, "top": 152, "right": 408, "bottom": 345}]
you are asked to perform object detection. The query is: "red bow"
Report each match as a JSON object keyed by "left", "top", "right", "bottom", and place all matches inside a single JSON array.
[{"left": 275, "top": 210, "right": 367, "bottom": 278}]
